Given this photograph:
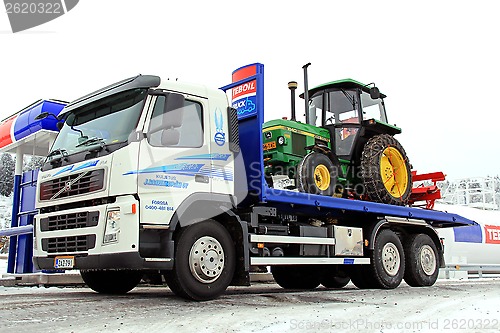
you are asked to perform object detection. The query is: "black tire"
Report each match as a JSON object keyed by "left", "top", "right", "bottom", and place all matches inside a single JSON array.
[
  {"left": 347, "top": 265, "right": 377, "bottom": 289},
  {"left": 320, "top": 268, "right": 350, "bottom": 288},
  {"left": 271, "top": 265, "right": 321, "bottom": 289},
  {"left": 164, "top": 220, "right": 235, "bottom": 301},
  {"left": 297, "top": 152, "right": 338, "bottom": 196},
  {"left": 404, "top": 234, "right": 439, "bottom": 287},
  {"left": 361, "top": 134, "right": 412, "bottom": 205},
  {"left": 366, "top": 229, "right": 405, "bottom": 289},
  {"left": 80, "top": 270, "right": 143, "bottom": 295}
]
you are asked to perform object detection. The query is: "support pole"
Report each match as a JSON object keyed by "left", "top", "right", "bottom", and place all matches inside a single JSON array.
[{"left": 7, "top": 147, "right": 23, "bottom": 273}]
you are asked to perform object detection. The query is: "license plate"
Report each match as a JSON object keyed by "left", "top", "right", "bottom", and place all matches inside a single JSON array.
[
  {"left": 263, "top": 141, "right": 276, "bottom": 150},
  {"left": 54, "top": 256, "right": 75, "bottom": 269}
]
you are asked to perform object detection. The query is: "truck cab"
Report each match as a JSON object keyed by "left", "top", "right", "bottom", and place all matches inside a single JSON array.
[{"left": 34, "top": 75, "right": 238, "bottom": 272}]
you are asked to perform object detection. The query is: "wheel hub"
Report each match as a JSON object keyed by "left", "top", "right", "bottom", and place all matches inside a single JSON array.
[
  {"left": 189, "top": 236, "right": 225, "bottom": 284},
  {"left": 379, "top": 146, "right": 408, "bottom": 199},
  {"left": 314, "top": 164, "right": 331, "bottom": 191},
  {"left": 420, "top": 245, "right": 437, "bottom": 275},
  {"left": 382, "top": 242, "right": 400, "bottom": 276}
]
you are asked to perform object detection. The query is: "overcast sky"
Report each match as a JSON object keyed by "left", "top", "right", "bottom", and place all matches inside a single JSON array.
[{"left": 1, "top": 0, "right": 499, "bottom": 179}]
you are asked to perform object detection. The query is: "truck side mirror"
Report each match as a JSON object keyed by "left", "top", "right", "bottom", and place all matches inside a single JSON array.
[{"left": 369, "top": 87, "right": 381, "bottom": 99}]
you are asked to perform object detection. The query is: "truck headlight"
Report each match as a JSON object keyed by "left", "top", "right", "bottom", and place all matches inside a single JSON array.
[{"left": 103, "top": 210, "right": 120, "bottom": 244}]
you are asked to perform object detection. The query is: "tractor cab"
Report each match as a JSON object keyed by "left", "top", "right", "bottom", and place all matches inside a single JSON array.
[{"left": 306, "top": 79, "right": 401, "bottom": 162}]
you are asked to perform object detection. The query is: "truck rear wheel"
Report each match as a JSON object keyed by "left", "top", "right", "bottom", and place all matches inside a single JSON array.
[
  {"left": 271, "top": 265, "right": 321, "bottom": 289},
  {"left": 164, "top": 220, "right": 235, "bottom": 301},
  {"left": 80, "top": 270, "right": 143, "bottom": 294},
  {"left": 361, "top": 134, "right": 412, "bottom": 205},
  {"left": 320, "top": 272, "right": 350, "bottom": 288},
  {"left": 297, "top": 152, "right": 338, "bottom": 196},
  {"left": 348, "top": 266, "right": 376, "bottom": 289},
  {"left": 367, "top": 229, "right": 405, "bottom": 289},
  {"left": 404, "top": 234, "right": 439, "bottom": 287}
]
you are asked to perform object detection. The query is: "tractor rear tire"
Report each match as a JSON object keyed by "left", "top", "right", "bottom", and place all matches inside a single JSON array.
[
  {"left": 297, "top": 152, "right": 338, "bottom": 196},
  {"left": 361, "top": 134, "right": 412, "bottom": 205}
]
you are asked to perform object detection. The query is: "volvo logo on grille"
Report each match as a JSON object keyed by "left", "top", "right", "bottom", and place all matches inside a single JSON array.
[{"left": 50, "top": 171, "right": 90, "bottom": 200}]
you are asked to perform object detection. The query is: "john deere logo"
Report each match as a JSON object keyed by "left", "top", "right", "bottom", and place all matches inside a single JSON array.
[{"left": 4, "top": 0, "right": 79, "bottom": 33}]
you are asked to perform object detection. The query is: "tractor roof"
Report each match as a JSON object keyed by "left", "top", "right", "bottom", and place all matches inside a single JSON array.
[{"left": 304, "top": 78, "right": 387, "bottom": 99}]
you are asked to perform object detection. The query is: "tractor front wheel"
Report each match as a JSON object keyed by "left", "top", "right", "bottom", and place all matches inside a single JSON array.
[
  {"left": 361, "top": 134, "right": 412, "bottom": 205},
  {"left": 297, "top": 152, "right": 338, "bottom": 196}
]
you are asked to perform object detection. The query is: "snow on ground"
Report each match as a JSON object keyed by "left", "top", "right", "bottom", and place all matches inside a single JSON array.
[
  {"left": 0, "top": 279, "right": 499, "bottom": 333},
  {"left": 0, "top": 195, "right": 12, "bottom": 230},
  {"left": 0, "top": 256, "right": 6, "bottom": 274}
]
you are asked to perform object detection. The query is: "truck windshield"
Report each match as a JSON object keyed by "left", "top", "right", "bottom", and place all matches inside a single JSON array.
[{"left": 49, "top": 89, "right": 147, "bottom": 158}]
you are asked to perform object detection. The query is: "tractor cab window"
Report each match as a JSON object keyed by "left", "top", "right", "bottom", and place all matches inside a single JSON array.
[
  {"left": 335, "top": 127, "right": 359, "bottom": 156},
  {"left": 323, "top": 89, "right": 360, "bottom": 125},
  {"left": 308, "top": 94, "right": 323, "bottom": 126},
  {"left": 361, "top": 91, "right": 387, "bottom": 123},
  {"left": 324, "top": 89, "right": 360, "bottom": 157}
]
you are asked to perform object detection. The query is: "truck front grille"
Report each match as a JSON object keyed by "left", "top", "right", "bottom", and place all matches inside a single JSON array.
[
  {"left": 40, "top": 212, "right": 99, "bottom": 231},
  {"left": 42, "top": 235, "right": 96, "bottom": 253},
  {"left": 39, "top": 169, "right": 104, "bottom": 201}
]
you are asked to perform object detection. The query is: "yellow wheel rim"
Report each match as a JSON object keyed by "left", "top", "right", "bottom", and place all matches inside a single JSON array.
[
  {"left": 380, "top": 147, "right": 409, "bottom": 199},
  {"left": 314, "top": 164, "right": 331, "bottom": 191}
]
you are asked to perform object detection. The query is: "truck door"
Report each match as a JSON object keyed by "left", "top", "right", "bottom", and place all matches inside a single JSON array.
[{"left": 137, "top": 92, "right": 211, "bottom": 226}]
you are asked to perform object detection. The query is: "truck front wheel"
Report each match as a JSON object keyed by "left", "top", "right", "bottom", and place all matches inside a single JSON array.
[
  {"left": 164, "top": 220, "right": 235, "bottom": 301},
  {"left": 80, "top": 270, "right": 143, "bottom": 294},
  {"left": 404, "top": 234, "right": 439, "bottom": 287}
]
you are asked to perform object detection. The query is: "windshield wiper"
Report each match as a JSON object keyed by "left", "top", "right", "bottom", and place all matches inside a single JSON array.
[
  {"left": 75, "top": 137, "right": 105, "bottom": 147},
  {"left": 46, "top": 148, "right": 69, "bottom": 165},
  {"left": 340, "top": 88, "right": 356, "bottom": 109},
  {"left": 47, "top": 148, "right": 68, "bottom": 158}
]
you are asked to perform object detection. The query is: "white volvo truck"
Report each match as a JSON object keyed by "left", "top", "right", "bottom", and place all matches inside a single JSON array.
[{"left": 32, "top": 63, "right": 473, "bottom": 300}]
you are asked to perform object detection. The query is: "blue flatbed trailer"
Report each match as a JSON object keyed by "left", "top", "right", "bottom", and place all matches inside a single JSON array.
[{"left": 220, "top": 63, "right": 474, "bottom": 292}]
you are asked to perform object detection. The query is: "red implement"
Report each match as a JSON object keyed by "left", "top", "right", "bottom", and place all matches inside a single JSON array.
[{"left": 409, "top": 171, "right": 446, "bottom": 209}]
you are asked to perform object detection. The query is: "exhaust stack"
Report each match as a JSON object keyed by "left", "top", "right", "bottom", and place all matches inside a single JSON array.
[{"left": 302, "top": 63, "right": 312, "bottom": 124}]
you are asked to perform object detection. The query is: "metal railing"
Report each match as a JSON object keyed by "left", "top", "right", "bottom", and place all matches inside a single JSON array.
[
  {"left": 441, "top": 264, "right": 500, "bottom": 279},
  {"left": 0, "top": 225, "right": 33, "bottom": 237}
]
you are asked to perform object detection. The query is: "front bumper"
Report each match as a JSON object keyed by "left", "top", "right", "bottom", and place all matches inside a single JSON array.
[
  {"left": 33, "top": 195, "right": 174, "bottom": 271},
  {"left": 33, "top": 251, "right": 173, "bottom": 270}
]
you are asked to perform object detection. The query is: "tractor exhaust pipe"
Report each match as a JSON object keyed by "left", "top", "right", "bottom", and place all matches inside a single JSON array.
[
  {"left": 302, "top": 62, "right": 311, "bottom": 124},
  {"left": 288, "top": 81, "right": 297, "bottom": 121}
]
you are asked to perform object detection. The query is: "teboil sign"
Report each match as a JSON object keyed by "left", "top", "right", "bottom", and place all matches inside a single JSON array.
[
  {"left": 231, "top": 64, "right": 260, "bottom": 120},
  {"left": 485, "top": 225, "right": 500, "bottom": 244}
]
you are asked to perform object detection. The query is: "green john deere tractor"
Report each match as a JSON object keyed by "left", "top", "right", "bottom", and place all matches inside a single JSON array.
[{"left": 263, "top": 65, "right": 412, "bottom": 206}]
